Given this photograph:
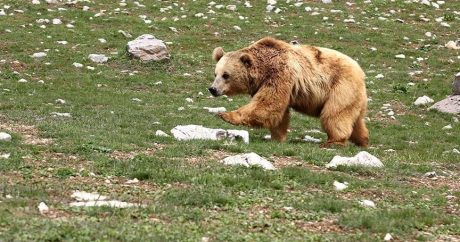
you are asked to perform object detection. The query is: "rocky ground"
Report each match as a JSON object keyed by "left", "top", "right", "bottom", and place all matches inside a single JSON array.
[{"left": 0, "top": 0, "right": 459, "bottom": 241}]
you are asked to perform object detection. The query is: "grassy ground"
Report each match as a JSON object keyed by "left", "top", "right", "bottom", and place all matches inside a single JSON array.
[{"left": 1, "top": 0, "right": 459, "bottom": 241}]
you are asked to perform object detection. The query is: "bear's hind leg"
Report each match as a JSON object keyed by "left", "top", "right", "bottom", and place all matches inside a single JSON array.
[
  {"left": 270, "top": 109, "right": 290, "bottom": 142},
  {"left": 350, "top": 117, "right": 369, "bottom": 147},
  {"left": 320, "top": 105, "right": 357, "bottom": 148}
]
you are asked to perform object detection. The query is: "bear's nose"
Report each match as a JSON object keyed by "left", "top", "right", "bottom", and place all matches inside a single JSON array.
[{"left": 208, "top": 87, "right": 219, "bottom": 96}]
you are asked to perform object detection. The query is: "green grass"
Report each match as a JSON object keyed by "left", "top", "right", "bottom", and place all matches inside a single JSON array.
[{"left": 1, "top": 0, "right": 459, "bottom": 241}]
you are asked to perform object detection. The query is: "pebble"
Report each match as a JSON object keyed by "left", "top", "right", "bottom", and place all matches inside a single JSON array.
[
  {"left": 88, "top": 54, "right": 109, "bottom": 63},
  {"left": 359, "top": 199, "right": 376, "bottom": 208},
  {"left": 0, "top": 132, "right": 12, "bottom": 142},
  {"left": 32, "top": 52, "right": 47, "bottom": 58}
]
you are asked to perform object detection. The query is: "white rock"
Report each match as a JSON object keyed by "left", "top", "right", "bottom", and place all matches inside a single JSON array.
[
  {"left": 0, "top": 153, "right": 11, "bottom": 159},
  {"left": 51, "top": 112, "right": 71, "bottom": 117},
  {"left": 322, "top": 0, "right": 332, "bottom": 3},
  {"left": 88, "top": 54, "right": 109, "bottom": 63},
  {"left": 226, "top": 5, "right": 236, "bottom": 11},
  {"left": 18, "top": 78, "right": 28, "bottom": 83},
  {"left": 233, "top": 26, "right": 241, "bottom": 31},
  {"left": 52, "top": 18, "right": 62, "bottom": 25},
  {"left": 131, "top": 98, "right": 142, "bottom": 102},
  {"left": 32, "top": 0, "right": 40, "bottom": 4},
  {"left": 414, "top": 95, "right": 434, "bottom": 106},
  {"left": 267, "top": 0, "right": 277, "bottom": 4},
  {"left": 333, "top": 181, "right": 348, "bottom": 191},
  {"left": 375, "top": 74, "right": 384, "bottom": 79},
  {"left": 222, "top": 153, "right": 275, "bottom": 170},
  {"left": 32, "top": 52, "right": 47, "bottom": 58},
  {"left": 82, "top": 6, "right": 90, "bottom": 11},
  {"left": 442, "top": 124, "right": 452, "bottom": 130},
  {"left": 429, "top": 96, "right": 460, "bottom": 114},
  {"left": 384, "top": 233, "right": 393, "bottom": 241},
  {"left": 126, "top": 178, "right": 139, "bottom": 184},
  {"left": 395, "top": 54, "right": 405, "bottom": 59},
  {"left": 326, "top": 151, "right": 384, "bottom": 168},
  {"left": 0, "top": 132, "right": 12, "bottom": 142},
  {"left": 344, "top": 19, "right": 355, "bottom": 23},
  {"left": 203, "top": 107, "right": 226, "bottom": 113},
  {"left": 227, "top": 129, "right": 250, "bottom": 143},
  {"left": 445, "top": 40, "right": 460, "bottom": 50},
  {"left": 359, "top": 199, "right": 376, "bottom": 208},
  {"left": 155, "top": 130, "right": 170, "bottom": 137},
  {"left": 71, "top": 191, "right": 107, "bottom": 201},
  {"left": 185, "top": 98, "right": 193, "bottom": 103},
  {"left": 73, "top": 62, "right": 83, "bottom": 68},
  {"left": 70, "top": 200, "right": 139, "bottom": 208},
  {"left": 303, "top": 135, "right": 321, "bottom": 143},
  {"left": 38, "top": 202, "right": 49, "bottom": 214},
  {"left": 127, "top": 34, "right": 169, "bottom": 61},
  {"left": 98, "top": 38, "right": 107, "bottom": 43},
  {"left": 171, "top": 125, "right": 249, "bottom": 143},
  {"left": 55, "top": 98, "right": 65, "bottom": 104},
  {"left": 118, "top": 30, "right": 132, "bottom": 38}
]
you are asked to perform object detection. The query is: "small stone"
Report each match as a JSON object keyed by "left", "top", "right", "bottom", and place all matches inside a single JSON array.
[
  {"left": 32, "top": 52, "right": 47, "bottom": 58},
  {"left": 333, "top": 181, "right": 348, "bottom": 191},
  {"left": 359, "top": 199, "right": 376, "bottom": 208},
  {"left": 414, "top": 95, "right": 434, "bottom": 106},
  {"left": 118, "top": 30, "right": 132, "bottom": 38},
  {"left": 38, "top": 202, "right": 49, "bottom": 214},
  {"left": 445, "top": 40, "right": 460, "bottom": 50},
  {"left": 326, "top": 151, "right": 383, "bottom": 168},
  {"left": 55, "top": 98, "right": 65, "bottom": 104},
  {"left": 375, "top": 74, "right": 384, "bottom": 79},
  {"left": 424, "top": 171, "right": 437, "bottom": 178},
  {"left": 222, "top": 153, "right": 275, "bottom": 170},
  {"left": 203, "top": 107, "right": 226, "bottom": 113},
  {"left": 0, "top": 153, "right": 11, "bottom": 159},
  {"left": 73, "top": 62, "right": 83, "bottom": 68},
  {"left": 185, "top": 98, "right": 193, "bottom": 103},
  {"left": 88, "top": 54, "right": 109, "bottom": 63},
  {"left": 127, "top": 34, "right": 169, "bottom": 62},
  {"left": 233, "top": 26, "right": 241, "bottom": 31},
  {"left": 384, "top": 233, "right": 393, "bottom": 241},
  {"left": 131, "top": 98, "right": 142, "bottom": 102},
  {"left": 395, "top": 54, "right": 405, "bottom": 59},
  {"left": 442, "top": 124, "right": 452, "bottom": 130},
  {"left": 155, "top": 130, "right": 169, "bottom": 137},
  {"left": 303, "top": 135, "right": 321, "bottom": 143},
  {"left": 126, "top": 178, "right": 139, "bottom": 184},
  {"left": 0, "top": 132, "right": 12, "bottom": 142},
  {"left": 51, "top": 112, "right": 71, "bottom": 117},
  {"left": 52, "top": 18, "right": 62, "bottom": 25},
  {"left": 18, "top": 78, "right": 28, "bottom": 83},
  {"left": 226, "top": 5, "right": 236, "bottom": 11}
]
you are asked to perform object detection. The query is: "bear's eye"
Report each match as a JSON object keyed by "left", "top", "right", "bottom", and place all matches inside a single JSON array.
[{"left": 222, "top": 73, "right": 230, "bottom": 80}]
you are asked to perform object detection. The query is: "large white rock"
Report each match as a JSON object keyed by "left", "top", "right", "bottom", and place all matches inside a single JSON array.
[
  {"left": 222, "top": 153, "right": 276, "bottom": 170},
  {"left": 171, "top": 125, "right": 249, "bottom": 143},
  {"left": 0, "top": 132, "right": 12, "bottom": 142},
  {"left": 453, "top": 72, "right": 460, "bottom": 95},
  {"left": 88, "top": 54, "right": 109, "bottom": 63},
  {"left": 445, "top": 40, "right": 460, "bottom": 50},
  {"left": 127, "top": 34, "right": 169, "bottom": 62},
  {"left": 71, "top": 191, "right": 107, "bottom": 201},
  {"left": 70, "top": 200, "right": 138, "bottom": 208},
  {"left": 326, "top": 151, "right": 384, "bottom": 168},
  {"left": 429, "top": 95, "right": 460, "bottom": 114},
  {"left": 414, "top": 95, "right": 434, "bottom": 106}
]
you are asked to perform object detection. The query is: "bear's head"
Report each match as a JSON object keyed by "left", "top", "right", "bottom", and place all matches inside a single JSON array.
[{"left": 208, "top": 47, "right": 254, "bottom": 97}]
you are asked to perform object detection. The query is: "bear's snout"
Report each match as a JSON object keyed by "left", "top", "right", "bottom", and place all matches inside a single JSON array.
[{"left": 208, "top": 87, "right": 220, "bottom": 97}]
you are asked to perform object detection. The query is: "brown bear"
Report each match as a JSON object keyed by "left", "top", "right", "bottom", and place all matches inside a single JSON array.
[{"left": 208, "top": 37, "right": 369, "bottom": 147}]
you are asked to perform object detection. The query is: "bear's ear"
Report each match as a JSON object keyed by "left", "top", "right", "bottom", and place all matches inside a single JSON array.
[
  {"left": 240, "top": 53, "right": 253, "bottom": 68},
  {"left": 212, "top": 47, "right": 225, "bottom": 62}
]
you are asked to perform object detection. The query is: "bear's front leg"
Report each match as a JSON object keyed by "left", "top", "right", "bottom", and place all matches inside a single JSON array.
[
  {"left": 218, "top": 111, "right": 243, "bottom": 126},
  {"left": 269, "top": 109, "right": 290, "bottom": 142}
]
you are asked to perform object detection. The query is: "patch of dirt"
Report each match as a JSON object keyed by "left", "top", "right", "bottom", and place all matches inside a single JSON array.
[
  {"left": 0, "top": 117, "right": 52, "bottom": 145},
  {"left": 270, "top": 155, "right": 324, "bottom": 171},
  {"left": 295, "top": 217, "right": 347, "bottom": 233},
  {"left": 406, "top": 176, "right": 460, "bottom": 191},
  {"left": 108, "top": 144, "right": 164, "bottom": 160}
]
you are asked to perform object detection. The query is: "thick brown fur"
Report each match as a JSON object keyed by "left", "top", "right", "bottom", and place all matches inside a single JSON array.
[{"left": 209, "top": 37, "right": 369, "bottom": 147}]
